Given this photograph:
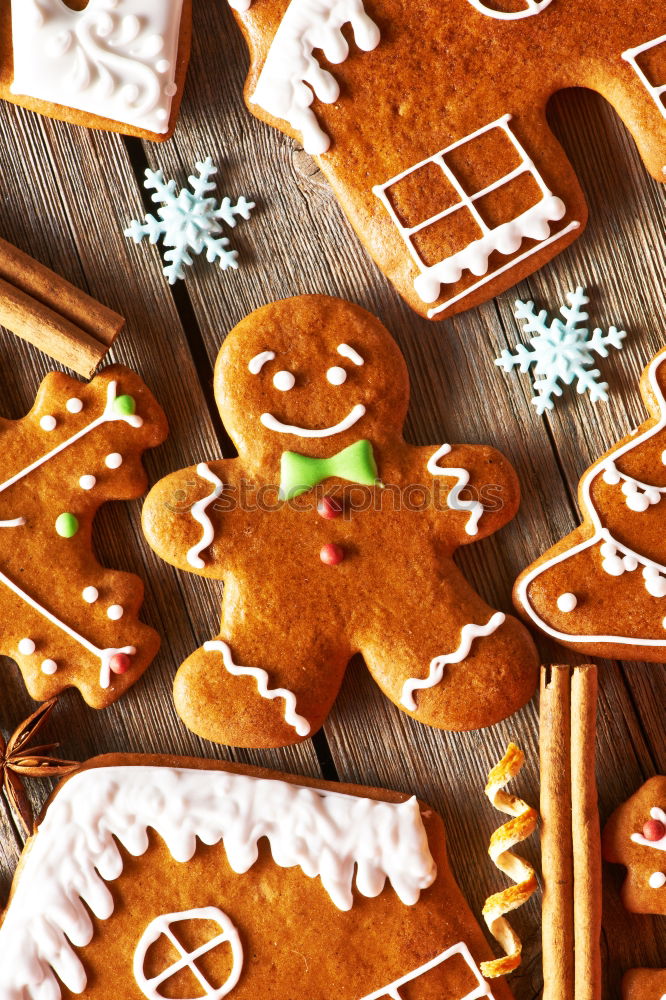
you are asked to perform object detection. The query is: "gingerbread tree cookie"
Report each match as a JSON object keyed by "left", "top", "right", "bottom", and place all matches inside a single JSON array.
[
  {"left": 0, "top": 0, "right": 192, "bottom": 140},
  {"left": 0, "top": 753, "right": 516, "bottom": 1000},
  {"left": 603, "top": 776, "right": 666, "bottom": 916},
  {"left": 0, "top": 365, "right": 167, "bottom": 708},
  {"left": 515, "top": 348, "right": 666, "bottom": 661},
  {"left": 226, "top": 0, "right": 665, "bottom": 320},
  {"left": 143, "top": 295, "right": 537, "bottom": 747}
]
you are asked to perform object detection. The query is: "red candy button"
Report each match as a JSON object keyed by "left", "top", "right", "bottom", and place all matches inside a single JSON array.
[
  {"left": 643, "top": 819, "right": 666, "bottom": 842},
  {"left": 320, "top": 543, "right": 344, "bottom": 566},
  {"left": 317, "top": 496, "right": 343, "bottom": 519},
  {"left": 109, "top": 652, "right": 131, "bottom": 675}
]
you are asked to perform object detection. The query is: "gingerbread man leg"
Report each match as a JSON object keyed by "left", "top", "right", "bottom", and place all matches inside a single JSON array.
[
  {"left": 174, "top": 576, "right": 352, "bottom": 747},
  {"left": 359, "top": 563, "right": 539, "bottom": 731}
]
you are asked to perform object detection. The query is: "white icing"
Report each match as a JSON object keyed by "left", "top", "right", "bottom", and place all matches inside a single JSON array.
[
  {"left": 39, "top": 415, "right": 57, "bottom": 432},
  {"left": 79, "top": 474, "right": 96, "bottom": 491},
  {"left": 517, "top": 352, "right": 666, "bottom": 648},
  {"left": 372, "top": 114, "right": 580, "bottom": 317},
  {"left": 134, "top": 907, "right": 243, "bottom": 1000},
  {"left": 204, "top": 640, "right": 311, "bottom": 737},
  {"left": 18, "top": 638, "right": 35, "bottom": 655},
  {"left": 187, "top": 464, "right": 224, "bottom": 569},
  {"left": 105, "top": 452, "right": 123, "bottom": 469},
  {"left": 248, "top": 350, "right": 275, "bottom": 374},
  {"left": 228, "top": 0, "right": 252, "bottom": 9},
  {"left": 401, "top": 612, "right": 506, "bottom": 710},
  {"left": 107, "top": 604, "right": 124, "bottom": 621},
  {"left": 82, "top": 586, "right": 99, "bottom": 604},
  {"left": 327, "top": 366, "right": 347, "bottom": 385},
  {"left": 631, "top": 808, "right": 666, "bottom": 851},
  {"left": 251, "top": 0, "right": 380, "bottom": 155},
  {"left": 41, "top": 658, "right": 57, "bottom": 675},
  {"left": 557, "top": 592, "right": 577, "bottom": 612},
  {"left": 0, "top": 764, "right": 437, "bottom": 998},
  {"left": 360, "top": 942, "right": 495, "bottom": 1000},
  {"left": 66, "top": 398, "right": 83, "bottom": 414},
  {"left": 465, "top": 0, "right": 553, "bottom": 20},
  {"left": 622, "top": 35, "right": 666, "bottom": 122},
  {"left": 0, "top": 380, "right": 142, "bottom": 687},
  {"left": 649, "top": 872, "right": 666, "bottom": 889},
  {"left": 602, "top": 459, "right": 664, "bottom": 511},
  {"left": 427, "top": 444, "right": 484, "bottom": 536},
  {"left": 0, "top": 518, "right": 26, "bottom": 528},
  {"left": 337, "top": 343, "right": 364, "bottom": 366},
  {"left": 10, "top": 0, "right": 186, "bottom": 134},
  {"left": 273, "top": 370, "right": 295, "bottom": 391},
  {"left": 260, "top": 403, "right": 366, "bottom": 438}
]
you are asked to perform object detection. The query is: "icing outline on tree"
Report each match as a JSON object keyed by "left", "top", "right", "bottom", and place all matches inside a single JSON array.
[
  {"left": 622, "top": 34, "right": 666, "bottom": 121},
  {"left": 372, "top": 115, "right": 580, "bottom": 318}
]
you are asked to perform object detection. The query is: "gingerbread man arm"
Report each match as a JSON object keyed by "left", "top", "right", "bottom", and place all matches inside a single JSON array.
[{"left": 407, "top": 442, "right": 520, "bottom": 547}]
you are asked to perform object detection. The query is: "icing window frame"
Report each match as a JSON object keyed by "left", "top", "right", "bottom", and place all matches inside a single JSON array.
[{"left": 373, "top": 114, "right": 579, "bottom": 318}]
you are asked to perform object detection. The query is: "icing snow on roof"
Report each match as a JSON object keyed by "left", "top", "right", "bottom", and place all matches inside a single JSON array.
[{"left": 0, "top": 765, "right": 437, "bottom": 999}]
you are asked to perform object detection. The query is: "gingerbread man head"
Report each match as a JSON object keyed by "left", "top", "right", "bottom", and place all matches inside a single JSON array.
[
  {"left": 144, "top": 296, "right": 537, "bottom": 748},
  {"left": 216, "top": 296, "right": 409, "bottom": 471}
]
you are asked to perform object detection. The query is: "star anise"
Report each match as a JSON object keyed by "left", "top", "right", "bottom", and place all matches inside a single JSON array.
[{"left": 0, "top": 698, "right": 79, "bottom": 836}]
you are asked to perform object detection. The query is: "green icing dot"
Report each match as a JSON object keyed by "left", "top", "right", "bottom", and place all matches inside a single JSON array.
[
  {"left": 55, "top": 513, "right": 79, "bottom": 538},
  {"left": 113, "top": 394, "right": 136, "bottom": 417}
]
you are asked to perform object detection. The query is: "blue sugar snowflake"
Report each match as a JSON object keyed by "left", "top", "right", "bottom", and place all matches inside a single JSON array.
[
  {"left": 496, "top": 287, "right": 626, "bottom": 415},
  {"left": 125, "top": 157, "right": 255, "bottom": 284}
]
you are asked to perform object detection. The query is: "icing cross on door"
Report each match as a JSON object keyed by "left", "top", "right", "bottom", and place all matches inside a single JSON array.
[{"left": 373, "top": 114, "right": 579, "bottom": 318}]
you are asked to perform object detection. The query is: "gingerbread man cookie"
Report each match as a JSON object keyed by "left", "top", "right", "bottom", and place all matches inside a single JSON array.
[
  {"left": 143, "top": 295, "right": 538, "bottom": 747},
  {"left": 0, "top": 0, "right": 192, "bottom": 140},
  {"left": 623, "top": 969, "right": 666, "bottom": 1000},
  {"left": 226, "top": 0, "right": 665, "bottom": 320},
  {"left": 603, "top": 776, "right": 666, "bottom": 915},
  {"left": 514, "top": 348, "right": 666, "bottom": 661},
  {"left": 0, "top": 365, "right": 167, "bottom": 708},
  {"left": 0, "top": 753, "right": 515, "bottom": 1000}
]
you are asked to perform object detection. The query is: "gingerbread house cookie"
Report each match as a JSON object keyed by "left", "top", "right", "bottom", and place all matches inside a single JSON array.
[
  {"left": 0, "top": 0, "right": 192, "bottom": 140},
  {"left": 603, "top": 776, "right": 666, "bottom": 915},
  {"left": 143, "top": 295, "right": 538, "bottom": 747},
  {"left": 226, "top": 0, "right": 665, "bottom": 320},
  {"left": 0, "top": 365, "right": 168, "bottom": 707},
  {"left": 514, "top": 347, "right": 666, "bottom": 662},
  {"left": 0, "top": 754, "right": 515, "bottom": 1000},
  {"left": 623, "top": 968, "right": 666, "bottom": 1000}
]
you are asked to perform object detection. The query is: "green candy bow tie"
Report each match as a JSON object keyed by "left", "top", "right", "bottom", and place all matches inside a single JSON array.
[{"left": 280, "top": 440, "right": 379, "bottom": 500}]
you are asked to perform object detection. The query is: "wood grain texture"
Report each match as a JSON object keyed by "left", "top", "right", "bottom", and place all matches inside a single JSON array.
[{"left": 0, "top": 3, "right": 664, "bottom": 997}]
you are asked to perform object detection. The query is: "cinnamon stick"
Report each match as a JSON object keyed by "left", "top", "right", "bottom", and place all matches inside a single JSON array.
[
  {"left": 571, "top": 665, "right": 602, "bottom": 1000},
  {"left": 540, "top": 665, "right": 575, "bottom": 1000},
  {"left": 0, "top": 237, "right": 124, "bottom": 376}
]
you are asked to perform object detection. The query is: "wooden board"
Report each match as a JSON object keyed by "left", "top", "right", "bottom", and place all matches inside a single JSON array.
[{"left": 0, "top": 3, "right": 664, "bottom": 996}]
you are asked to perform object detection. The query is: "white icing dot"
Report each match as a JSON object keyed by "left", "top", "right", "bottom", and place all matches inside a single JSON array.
[
  {"left": 105, "top": 453, "right": 123, "bottom": 469},
  {"left": 18, "top": 638, "right": 35, "bottom": 655},
  {"left": 157, "top": 59, "right": 171, "bottom": 74},
  {"left": 649, "top": 871, "right": 666, "bottom": 889},
  {"left": 164, "top": 82, "right": 178, "bottom": 97},
  {"left": 662, "top": 450, "right": 666, "bottom": 466},
  {"left": 82, "top": 586, "right": 99, "bottom": 604},
  {"left": 66, "top": 398, "right": 83, "bottom": 414},
  {"left": 557, "top": 592, "right": 578, "bottom": 613},
  {"left": 79, "top": 475, "right": 97, "bottom": 491},
  {"left": 107, "top": 604, "right": 124, "bottom": 621},
  {"left": 41, "top": 659, "right": 58, "bottom": 675},
  {"left": 40, "top": 415, "right": 57, "bottom": 431},
  {"left": 327, "top": 366, "right": 347, "bottom": 386},
  {"left": 273, "top": 371, "right": 295, "bottom": 392}
]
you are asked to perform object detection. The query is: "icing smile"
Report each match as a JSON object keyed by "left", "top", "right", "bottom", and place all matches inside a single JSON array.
[{"left": 260, "top": 404, "right": 366, "bottom": 438}]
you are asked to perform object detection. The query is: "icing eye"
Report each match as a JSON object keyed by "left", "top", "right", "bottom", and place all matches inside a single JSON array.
[
  {"left": 327, "top": 366, "right": 347, "bottom": 386},
  {"left": 273, "top": 370, "right": 295, "bottom": 392}
]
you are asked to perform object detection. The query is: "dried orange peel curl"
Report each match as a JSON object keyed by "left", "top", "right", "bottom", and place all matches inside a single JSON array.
[{"left": 480, "top": 742, "right": 539, "bottom": 979}]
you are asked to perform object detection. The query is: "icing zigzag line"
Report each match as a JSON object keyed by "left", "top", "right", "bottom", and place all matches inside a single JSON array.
[
  {"left": 401, "top": 612, "right": 505, "bottom": 710},
  {"left": 427, "top": 443, "right": 484, "bottom": 536},
  {"left": 204, "top": 640, "right": 311, "bottom": 736}
]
